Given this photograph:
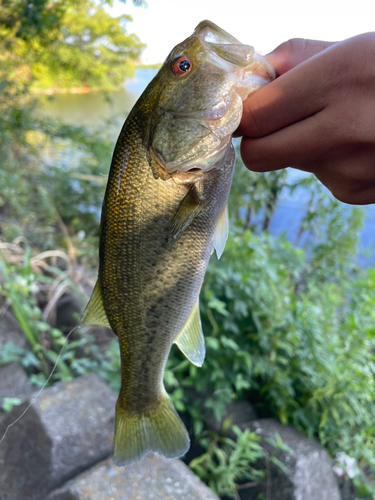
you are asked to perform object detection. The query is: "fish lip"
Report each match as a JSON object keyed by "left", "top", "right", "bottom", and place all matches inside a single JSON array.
[
  {"left": 193, "top": 21, "right": 276, "bottom": 90},
  {"left": 194, "top": 20, "right": 241, "bottom": 45},
  {"left": 194, "top": 20, "right": 255, "bottom": 70}
]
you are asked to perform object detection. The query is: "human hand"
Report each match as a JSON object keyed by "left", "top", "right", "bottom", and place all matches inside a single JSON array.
[{"left": 237, "top": 33, "right": 375, "bottom": 205}]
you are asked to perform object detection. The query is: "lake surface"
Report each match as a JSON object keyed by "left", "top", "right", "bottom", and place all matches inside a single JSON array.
[
  {"left": 38, "top": 68, "right": 375, "bottom": 266},
  {"left": 39, "top": 69, "right": 158, "bottom": 132}
]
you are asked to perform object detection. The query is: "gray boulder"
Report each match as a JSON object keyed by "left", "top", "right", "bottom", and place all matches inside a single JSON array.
[
  {"left": 0, "top": 362, "right": 33, "bottom": 409},
  {"left": 0, "top": 310, "right": 29, "bottom": 349},
  {"left": 236, "top": 419, "right": 341, "bottom": 500},
  {"left": 48, "top": 453, "right": 219, "bottom": 500},
  {"left": 0, "top": 374, "right": 116, "bottom": 500}
]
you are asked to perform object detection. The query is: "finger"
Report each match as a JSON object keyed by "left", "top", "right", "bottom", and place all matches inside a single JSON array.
[
  {"left": 313, "top": 150, "right": 375, "bottom": 205},
  {"left": 240, "top": 108, "right": 337, "bottom": 172},
  {"left": 237, "top": 42, "right": 341, "bottom": 139},
  {"left": 266, "top": 39, "right": 336, "bottom": 75},
  {"left": 237, "top": 66, "right": 327, "bottom": 138}
]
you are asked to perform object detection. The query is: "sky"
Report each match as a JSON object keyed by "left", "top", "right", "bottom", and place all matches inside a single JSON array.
[{"left": 112, "top": 0, "right": 375, "bottom": 64}]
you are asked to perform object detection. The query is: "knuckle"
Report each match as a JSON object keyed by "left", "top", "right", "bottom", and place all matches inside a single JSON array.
[
  {"left": 242, "top": 93, "right": 271, "bottom": 138},
  {"left": 275, "top": 38, "right": 307, "bottom": 55},
  {"left": 244, "top": 103, "right": 264, "bottom": 137}
]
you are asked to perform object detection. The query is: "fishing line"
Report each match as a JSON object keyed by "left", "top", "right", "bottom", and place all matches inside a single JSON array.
[{"left": 0, "top": 326, "right": 79, "bottom": 446}]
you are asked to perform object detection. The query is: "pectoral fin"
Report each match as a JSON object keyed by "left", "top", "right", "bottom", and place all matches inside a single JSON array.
[
  {"left": 213, "top": 203, "right": 229, "bottom": 259},
  {"left": 174, "top": 300, "right": 205, "bottom": 367},
  {"left": 168, "top": 185, "right": 204, "bottom": 245},
  {"left": 80, "top": 280, "right": 112, "bottom": 330}
]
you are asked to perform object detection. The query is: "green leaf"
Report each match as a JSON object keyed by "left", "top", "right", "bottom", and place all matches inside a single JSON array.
[
  {"left": 208, "top": 297, "right": 229, "bottom": 317},
  {"left": 319, "top": 408, "right": 329, "bottom": 429},
  {"left": 2, "top": 397, "right": 22, "bottom": 412}
]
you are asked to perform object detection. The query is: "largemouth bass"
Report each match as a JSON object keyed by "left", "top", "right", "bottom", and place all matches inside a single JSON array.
[{"left": 81, "top": 20, "right": 275, "bottom": 465}]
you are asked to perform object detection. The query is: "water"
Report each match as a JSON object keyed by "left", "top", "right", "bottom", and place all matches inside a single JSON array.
[
  {"left": 38, "top": 68, "right": 375, "bottom": 266},
  {"left": 271, "top": 186, "right": 375, "bottom": 267},
  {"left": 38, "top": 68, "right": 158, "bottom": 131}
]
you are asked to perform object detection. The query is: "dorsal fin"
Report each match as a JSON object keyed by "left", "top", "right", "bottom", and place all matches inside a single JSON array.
[
  {"left": 174, "top": 300, "right": 205, "bottom": 367},
  {"left": 213, "top": 203, "right": 229, "bottom": 259},
  {"left": 80, "top": 280, "right": 111, "bottom": 330}
]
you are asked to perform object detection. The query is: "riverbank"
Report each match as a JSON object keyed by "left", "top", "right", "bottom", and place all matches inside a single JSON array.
[{"left": 31, "top": 64, "right": 161, "bottom": 96}]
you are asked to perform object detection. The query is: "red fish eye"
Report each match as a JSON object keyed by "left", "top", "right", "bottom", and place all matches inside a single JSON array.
[{"left": 172, "top": 56, "right": 192, "bottom": 76}]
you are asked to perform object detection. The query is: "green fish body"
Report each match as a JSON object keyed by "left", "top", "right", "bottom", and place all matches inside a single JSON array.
[{"left": 82, "top": 20, "right": 275, "bottom": 465}]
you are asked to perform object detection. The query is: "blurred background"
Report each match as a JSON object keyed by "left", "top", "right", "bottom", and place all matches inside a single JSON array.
[{"left": 1, "top": 0, "right": 375, "bottom": 499}]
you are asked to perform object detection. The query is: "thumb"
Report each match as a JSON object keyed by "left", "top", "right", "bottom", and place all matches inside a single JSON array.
[{"left": 266, "top": 39, "right": 336, "bottom": 75}]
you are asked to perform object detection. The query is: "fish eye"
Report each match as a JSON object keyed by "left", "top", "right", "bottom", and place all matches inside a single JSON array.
[{"left": 172, "top": 56, "right": 192, "bottom": 76}]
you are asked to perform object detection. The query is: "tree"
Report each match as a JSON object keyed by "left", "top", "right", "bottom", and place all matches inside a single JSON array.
[
  {"left": 31, "top": 1, "right": 145, "bottom": 92},
  {"left": 0, "top": 0, "right": 145, "bottom": 95},
  {"left": 0, "top": 0, "right": 145, "bottom": 246}
]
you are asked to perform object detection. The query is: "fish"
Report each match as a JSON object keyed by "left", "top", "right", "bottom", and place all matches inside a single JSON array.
[{"left": 81, "top": 20, "right": 275, "bottom": 465}]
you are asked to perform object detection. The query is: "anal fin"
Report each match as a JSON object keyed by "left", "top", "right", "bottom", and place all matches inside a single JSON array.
[
  {"left": 174, "top": 300, "right": 205, "bottom": 367},
  {"left": 80, "top": 280, "right": 112, "bottom": 330}
]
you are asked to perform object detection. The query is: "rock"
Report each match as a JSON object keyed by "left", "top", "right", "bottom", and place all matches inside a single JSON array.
[
  {"left": 0, "top": 362, "right": 33, "bottom": 408},
  {"left": 0, "top": 309, "right": 29, "bottom": 349},
  {"left": 48, "top": 453, "right": 219, "bottom": 500},
  {"left": 0, "top": 374, "right": 116, "bottom": 500},
  {"left": 205, "top": 400, "right": 257, "bottom": 434},
  {"left": 235, "top": 419, "right": 341, "bottom": 500}
]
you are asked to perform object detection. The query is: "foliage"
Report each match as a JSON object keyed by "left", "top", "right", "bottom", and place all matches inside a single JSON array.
[
  {"left": 0, "top": 105, "right": 112, "bottom": 250},
  {"left": 0, "top": 0, "right": 144, "bottom": 94},
  {"left": 229, "top": 146, "right": 288, "bottom": 232},
  {"left": 0, "top": 236, "right": 123, "bottom": 389},
  {"left": 29, "top": 1, "right": 145, "bottom": 93},
  {"left": 189, "top": 426, "right": 265, "bottom": 499},
  {"left": 165, "top": 180, "right": 375, "bottom": 490},
  {"left": 0, "top": 0, "right": 144, "bottom": 249},
  {"left": 1, "top": 397, "right": 22, "bottom": 413},
  {"left": 189, "top": 426, "right": 294, "bottom": 499}
]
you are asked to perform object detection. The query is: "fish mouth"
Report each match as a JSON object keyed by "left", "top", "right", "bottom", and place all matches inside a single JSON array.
[
  {"left": 194, "top": 20, "right": 242, "bottom": 44},
  {"left": 194, "top": 20, "right": 276, "bottom": 96}
]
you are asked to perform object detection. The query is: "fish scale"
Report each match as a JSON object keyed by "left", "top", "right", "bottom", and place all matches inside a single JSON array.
[{"left": 81, "top": 20, "right": 275, "bottom": 465}]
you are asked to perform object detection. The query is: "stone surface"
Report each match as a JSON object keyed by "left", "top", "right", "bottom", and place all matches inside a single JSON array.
[
  {"left": 0, "top": 362, "right": 33, "bottom": 408},
  {"left": 0, "top": 374, "right": 116, "bottom": 500},
  {"left": 48, "top": 454, "right": 219, "bottom": 500},
  {"left": 236, "top": 419, "right": 341, "bottom": 500},
  {"left": 205, "top": 400, "right": 257, "bottom": 434},
  {"left": 0, "top": 309, "right": 29, "bottom": 349}
]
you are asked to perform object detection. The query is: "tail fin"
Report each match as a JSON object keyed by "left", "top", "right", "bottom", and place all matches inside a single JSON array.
[{"left": 114, "top": 390, "right": 190, "bottom": 466}]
